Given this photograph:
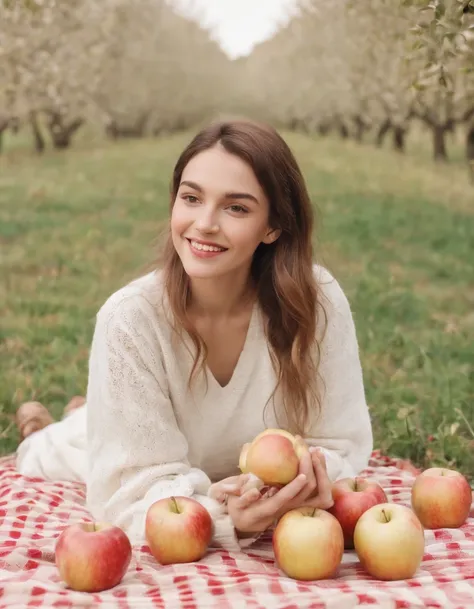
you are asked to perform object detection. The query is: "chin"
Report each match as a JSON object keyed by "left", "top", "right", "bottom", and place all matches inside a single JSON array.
[
  {"left": 182, "top": 264, "right": 224, "bottom": 279},
  {"left": 177, "top": 255, "right": 225, "bottom": 279}
]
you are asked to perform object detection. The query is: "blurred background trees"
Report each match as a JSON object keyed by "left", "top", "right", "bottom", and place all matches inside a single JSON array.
[
  {"left": 1, "top": 0, "right": 473, "bottom": 175},
  {"left": 235, "top": 0, "right": 474, "bottom": 170},
  {"left": 0, "top": 0, "right": 230, "bottom": 150}
]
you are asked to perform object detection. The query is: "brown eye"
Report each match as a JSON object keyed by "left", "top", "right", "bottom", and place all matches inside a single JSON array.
[{"left": 228, "top": 204, "right": 248, "bottom": 214}]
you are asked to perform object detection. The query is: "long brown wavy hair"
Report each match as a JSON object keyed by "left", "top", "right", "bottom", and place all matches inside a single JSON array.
[{"left": 160, "top": 119, "right": 327, "bottom": 436}]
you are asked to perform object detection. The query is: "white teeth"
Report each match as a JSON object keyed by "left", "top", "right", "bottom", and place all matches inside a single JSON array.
[{"left": 190, "top": 240, "right": 225, "bottom": 252}]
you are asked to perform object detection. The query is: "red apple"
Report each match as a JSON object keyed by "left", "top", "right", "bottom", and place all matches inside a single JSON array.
[
  {"left": 145, "top": 496, "right": 212, "bottom": 564},
  {"left": 239, "top": 428, "right": 309, "bottom": 486},
  {"left": 328, "top": 477, "right": 388, "bottom": 548},
  {"left": 411, "top": 467, "right": 472, "bottom": 529},
  {"left": 354, "top": 503, "right": 425, "bottom": 581},
  {"left": 273, "top": 507, "right": 344, "bottom": 580},
  {"left": 55, "top": 522, "right": 132, "bottom": 592}
]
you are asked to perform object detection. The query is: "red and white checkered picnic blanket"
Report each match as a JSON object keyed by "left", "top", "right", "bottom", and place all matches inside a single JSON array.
[{"left": 0, "top": 451, "right": 473, "bottom": 609}]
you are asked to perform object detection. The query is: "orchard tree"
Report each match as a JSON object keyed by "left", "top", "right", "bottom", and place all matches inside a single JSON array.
[
  {"left": 0, "top": 0, "right": 232, "bottom": 151},
  {"left": 404, "top": 0, "right": 474, "bottom": 160},
  {"left": 96, "top": 0, "right": 231, "bottom": 138},
  {"left": 0, "top": 0, "right": 114, "bottom": 150}
]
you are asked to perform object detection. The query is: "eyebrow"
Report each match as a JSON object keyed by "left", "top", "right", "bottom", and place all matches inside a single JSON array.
[{"left": 179, "top": 180, "right": 259, "bottom": 204}]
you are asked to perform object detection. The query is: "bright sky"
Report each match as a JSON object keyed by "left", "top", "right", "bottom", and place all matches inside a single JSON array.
[{"left": 177, "top": 0, "right": 298, "bottom": 59}]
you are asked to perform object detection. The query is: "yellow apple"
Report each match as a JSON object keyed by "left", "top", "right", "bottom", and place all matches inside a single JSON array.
[
  {"left": 239, "top": 428, "right": 309, "bottom": 486},
  {"left": 145, "top": 496, "right": 212, "bottom": 564},
  {"left": 411, "top": 467, "right": 472, "bottom": 529},
  {"left": 273, "top": 507, "right": 344, "bottom": 580},
  {"left": 353, "top": 503, "right": 425, "bottom": 581}
]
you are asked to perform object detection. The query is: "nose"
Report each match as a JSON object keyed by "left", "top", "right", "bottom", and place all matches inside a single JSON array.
[{"left": 195, "top": 206, "right": 219, "bottom": 234}]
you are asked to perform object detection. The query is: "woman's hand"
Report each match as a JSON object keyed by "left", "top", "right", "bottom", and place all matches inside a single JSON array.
[
  {"left": 208, "top": 473, "right": 263, "bottom": 505},
  {"left": 284, "top": 444, "right": 334, "bottom": 511},
  {"left": 208, "top": 443, "right": 334, "bottom": 539},
  {"left": 226, "top": 472, "right": 309, "bottom": 536},
  {"left": 226, "top": 447, "right": 334, "bottom": 536}
]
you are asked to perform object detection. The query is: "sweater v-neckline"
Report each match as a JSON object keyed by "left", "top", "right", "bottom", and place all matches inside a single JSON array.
[{"left": 203, "top": 301, "right": 260, "bottom": 392}]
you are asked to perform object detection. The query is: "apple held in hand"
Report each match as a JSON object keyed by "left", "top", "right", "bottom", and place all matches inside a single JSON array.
[
  {"left": 411, "top": 467, "right": 472, "bottom": 529},
  {"left": 55, "top": 522, "right": 132, "bottom": 592},
  {"left": 328, "top": 477, "right": 388, "bottom": 548},
  {"left": 239, "top": 428, "right": 309, "bottom": 486},
  {"left": 353, "top": 503, "right": 425, "bottom": 581},
  {"left": 273, "top": 507, "right": 344, "bottom": 581},
  {"left": 145, "top": 496, "right": 212, "bottom": 565}
]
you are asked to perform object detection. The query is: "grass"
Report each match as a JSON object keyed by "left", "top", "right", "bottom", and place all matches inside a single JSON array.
[{"left": 1, "top": 127, "right": 473, "bottom": 481}]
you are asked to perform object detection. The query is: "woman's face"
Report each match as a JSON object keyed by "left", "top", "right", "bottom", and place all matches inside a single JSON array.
[{"left": 171, "top": 144, "right": 279, "bottom": 281}]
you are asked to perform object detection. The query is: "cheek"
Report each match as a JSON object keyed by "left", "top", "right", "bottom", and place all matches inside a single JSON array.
[
  {"left": 170, "top": 201, "right": 190, "bottom": 236},
  {"left": 227, "top": 219, "right": 270, "bottom": 250}
]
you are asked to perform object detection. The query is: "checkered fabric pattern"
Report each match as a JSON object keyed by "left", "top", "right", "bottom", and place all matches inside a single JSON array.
[{"left": 0, "top": 451, "right": 473, "bottom": 609}]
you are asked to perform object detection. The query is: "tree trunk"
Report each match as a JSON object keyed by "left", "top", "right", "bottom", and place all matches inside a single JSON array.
[
  {"left": 338, "top": 122, "right": 349, "bottom": 139},
  {"left": 0, "top": 121, "right": 7, "bottom": 154},
  {"left": 0, "top": 117, "right": 17, "bottom": 153},
  {"left": 29, "top": 111, "right": 46, "bottom": 154},
  {"left": 432, "top": 125, "right": 448, "bottom": 162},
  {"left": 466, "top": 124, "right": 474, "bottom": 184},
  {"left": 392, "top": 126, "right": 406, "bottom": 153},
  {"left": 375, "top": 119, "right": 391, "bottom": 147},
  {"left": 47, "top": 112, "right": 84, "bottom": 149},
  {"left": 354, "top": 115, "right": 366, "bottom": 143},
  {"left": 105, "top": 113, "right": 149, "bottom": 139},
  {"left": 317, "top": 121, "right": 331, "bottom": 136},
  {"left": 105, "top": 120, "right": 119, "bottom": 139}
]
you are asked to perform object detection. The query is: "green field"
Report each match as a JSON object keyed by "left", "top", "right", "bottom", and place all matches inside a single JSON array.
[{"left": 1, "top": 128, "right": 473, "bottom": 479}]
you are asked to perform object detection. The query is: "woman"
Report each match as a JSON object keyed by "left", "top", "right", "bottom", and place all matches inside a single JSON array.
[{"left": 15, "top": 119, "right": 373, "bottom": 551}]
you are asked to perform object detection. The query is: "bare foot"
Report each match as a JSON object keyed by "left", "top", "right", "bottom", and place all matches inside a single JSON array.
[
  {"left": 63, "top": 395, "right": 86, "bottom": 417},
  {"left": 16, "top": 401, "right": 54, "bottom": 440}
]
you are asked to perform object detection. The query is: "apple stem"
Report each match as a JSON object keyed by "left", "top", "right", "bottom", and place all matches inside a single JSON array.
[
  {"left": 311, "top": 508, "right": 317, "bottom": 518},
  {"left": 381, "top": 509, "right": 389, "bottom": 523},
  {"left": 171, "top": 497, "right": 180, "bottom": 514}
]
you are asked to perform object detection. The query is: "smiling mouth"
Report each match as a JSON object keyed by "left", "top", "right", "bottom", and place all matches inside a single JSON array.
[{"left": 186, "top": 238, "right": 228, "bottom": 253}]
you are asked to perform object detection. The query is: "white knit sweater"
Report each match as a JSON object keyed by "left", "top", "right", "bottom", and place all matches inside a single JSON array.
[{"left": 16, "top": 265, "right": 373, "bottom": 552}]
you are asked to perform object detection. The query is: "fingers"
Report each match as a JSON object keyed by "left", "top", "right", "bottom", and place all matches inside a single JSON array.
[
  {"left": 311, "top": 447, "right": 327, "bottom": 473},
  {"left": 208, "top": 474, "right": 251, "bottom": 503},
  {"left": 235, "top": 487, "right": 262, "bottom": 510},
  {"left": 261, "top": 486, "right": 279, "bottom": 500},
  {"left": 298, "top": 445, "right": 317, "bottom": 493},
  {"left": 233, "top": 482, "right": 280, "bottom": 511},
  {"left": 240, "top": 473, "right": 265, "bottom": 494},
  {"left": 256, "top": 473, "right": 309, "bottom": 517},
  {"left": 308, "top": 448, "right": 334, "bottom": 509}
]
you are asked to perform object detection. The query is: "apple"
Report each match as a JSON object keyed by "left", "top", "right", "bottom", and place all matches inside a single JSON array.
[
  {"left": 145, "top": 496, "right": 212, "bottom": 564},
  {"left": 328, "top": 477, "right": 388, "bottom": 548},
  {"left": 239, "top": 428, "right": 309, "bottom": 486},
  {"left": 55, "top": 522, "right": 132, "bottom": 592},
  {"left": 273, "top": 507, "right": 344, "bottom": 580},
  {"left": 411, "top": 467, "right": 472, "bottom": 529},
  {"left": 353, "top": 503, "right": 425, "bottom": 581}
]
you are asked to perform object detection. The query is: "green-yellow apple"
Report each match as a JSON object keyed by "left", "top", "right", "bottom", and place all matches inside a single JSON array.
[
  {"left": 411, "top": 467, "right": 472, "bottom": 529},
  {"left": 145, "top": 496, "right": 212, "bottom": 565},
  {"left": 55, "top": 522, "right": 132, "bottom": 592},
  {"left": 273, "top": 507, "right": 344, "bottom": 580},
  {"left": 328, "top": 477, "right": 388, "bottom": 548},
  {"left": 239, "top": 428, "right": 309, "bottom": 486},
  {"left": 353, "top": 503, "right": 425, "bottom": 581}
]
